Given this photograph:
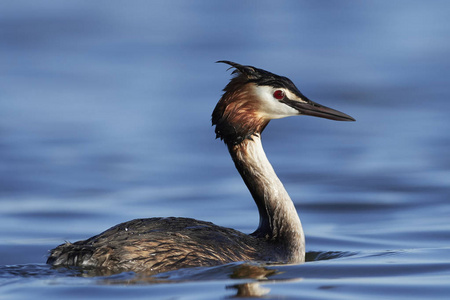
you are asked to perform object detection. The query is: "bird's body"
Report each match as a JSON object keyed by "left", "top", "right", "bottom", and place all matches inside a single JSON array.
[
  {"left": 47, "top": 217, "right": 274, "bottom": 274},
  {"left": 47, "top": 61, "right": 354, "bottom": 274}
]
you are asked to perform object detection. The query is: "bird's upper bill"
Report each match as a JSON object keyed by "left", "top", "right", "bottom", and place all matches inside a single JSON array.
[{"left": 212, "top": 61, "right": 355, "bottom": 144}]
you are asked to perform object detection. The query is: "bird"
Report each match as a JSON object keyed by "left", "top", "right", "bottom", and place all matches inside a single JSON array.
[{"left": 47, "top": 61, "right": 355, "bottom": 275}]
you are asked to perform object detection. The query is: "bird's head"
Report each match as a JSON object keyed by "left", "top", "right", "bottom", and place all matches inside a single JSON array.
[{"left": 212, "top": 61, "right": 355, "bottom": 145}]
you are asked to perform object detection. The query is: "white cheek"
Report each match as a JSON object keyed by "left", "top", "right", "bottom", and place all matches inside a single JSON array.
[{"left": 253, "top": 86, "right": 299, "bottom": 119}]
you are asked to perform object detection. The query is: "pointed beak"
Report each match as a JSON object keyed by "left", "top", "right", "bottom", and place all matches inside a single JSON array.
[{"left": 282, "top": 98, "right": 355, "bottom": 121}]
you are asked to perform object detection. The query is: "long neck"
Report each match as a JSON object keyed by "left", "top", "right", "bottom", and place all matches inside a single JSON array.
[{"left": 227, "top": 135, "right": 305, "bottom": 263}]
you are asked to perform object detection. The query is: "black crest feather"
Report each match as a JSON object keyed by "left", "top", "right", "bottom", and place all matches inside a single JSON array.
[{"left": 215, "top": 61, "right": 306, "bottom": 99}]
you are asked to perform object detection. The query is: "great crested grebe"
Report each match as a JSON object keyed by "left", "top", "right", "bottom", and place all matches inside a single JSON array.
[{"left": 47, "top": 61, "right": 355, "bottom": 274}]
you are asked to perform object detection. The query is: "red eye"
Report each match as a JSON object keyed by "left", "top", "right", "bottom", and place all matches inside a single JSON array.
[{"left": 273, "top": 90, "right": 285, "bottom": 100}]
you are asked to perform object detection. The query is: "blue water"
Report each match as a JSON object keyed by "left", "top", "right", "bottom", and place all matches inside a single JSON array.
[{"left": 1, "top": 1, "right": 450, "bottom": 299}]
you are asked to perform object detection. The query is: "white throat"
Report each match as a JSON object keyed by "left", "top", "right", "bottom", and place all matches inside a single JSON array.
[{"left": 228, "top": 134, "right": 305, "bottom": 263}]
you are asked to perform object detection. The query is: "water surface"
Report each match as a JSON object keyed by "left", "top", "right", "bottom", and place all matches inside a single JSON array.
[{"left": 1, "top": 1, "right": 450, "bottom": 299}]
